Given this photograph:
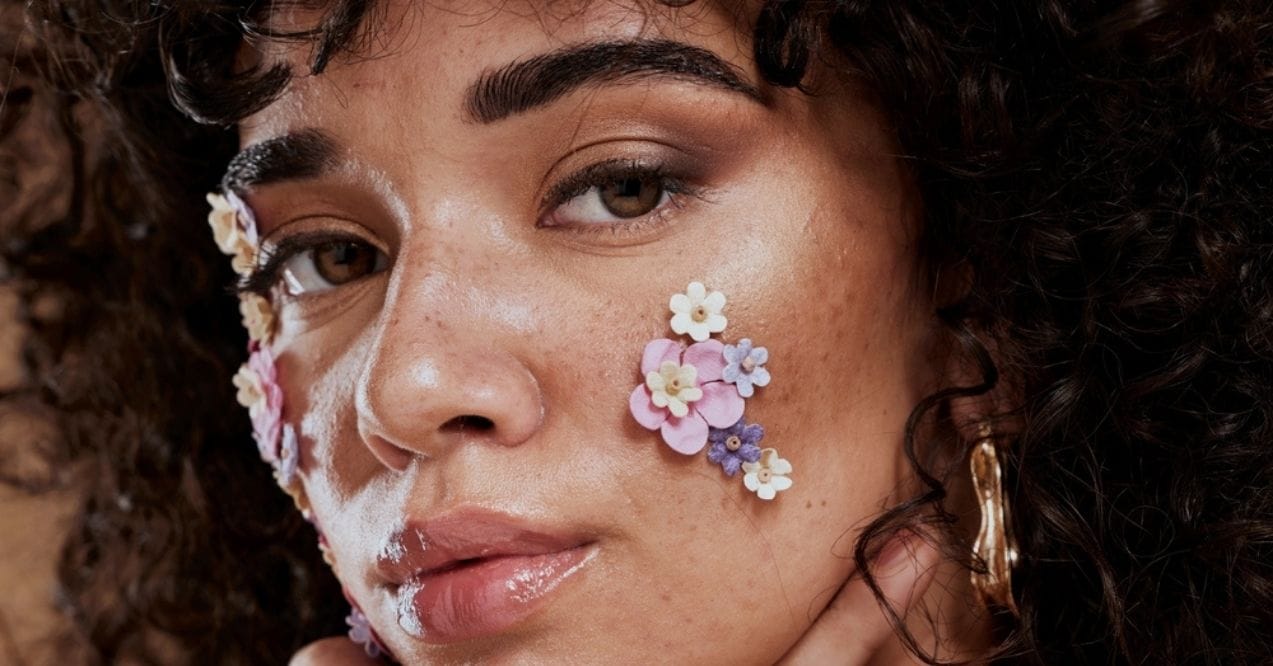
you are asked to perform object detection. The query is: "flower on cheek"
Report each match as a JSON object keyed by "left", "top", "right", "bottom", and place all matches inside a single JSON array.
[
  {"left": 706, "top": 419, "right": 763, "bottom": 476},
  {"left": 742, "top": 448, "right": 793, "bottom": 500},
  {"left": 344, "top": 594, "right": 389, "bottom": 660},
  {"left": 669, "top": 281, "right": 727, "bottom": 342},
  {"left": 239, "top": 293, "right": 276, "bottom": 345},
  {"left": 629, "top": 338, "right": 745, "bottom": 455},
  {"left": 645, "top": 361, "right": 703, "bottom": 418},
  {"left": 276, "top": 423, "right": 300, "bottom": 489},
  {"left": 232, "top": 345, "right": 284, "bottom": 464},
  {"left": 206, "top": 191, "right": 259, "bottom": 276},
  {"left": 722, "top": 338, "right": 770, "bottom": 398}
]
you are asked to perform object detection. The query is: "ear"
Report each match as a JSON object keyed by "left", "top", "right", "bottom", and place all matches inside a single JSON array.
[{"left": 930, "top": 260, "right": 1022, "bottom": 442}]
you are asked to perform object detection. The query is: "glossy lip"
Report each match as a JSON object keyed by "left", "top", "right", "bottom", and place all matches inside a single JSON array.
[{"left": 376, "top": 509, "right": 597, "bottom": 644}]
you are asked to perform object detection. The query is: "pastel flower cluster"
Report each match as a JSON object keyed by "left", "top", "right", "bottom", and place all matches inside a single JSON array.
[
  {"left": 630, "top": 282, "right": 791, "bottom": 500},
  {"left": 209, "top": 191, "right": 303, "bottom": 508}
]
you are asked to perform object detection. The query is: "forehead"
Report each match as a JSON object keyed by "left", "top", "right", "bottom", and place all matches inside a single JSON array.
[{"left": 240, "top": 0, "right": 757, "bottom": 143}]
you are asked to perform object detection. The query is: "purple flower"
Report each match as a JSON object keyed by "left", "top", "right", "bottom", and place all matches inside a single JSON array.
[
  {"left": 722, "top": 338, "right": 770, "bottom": 398},
  {"left": 346, "top": 605, "right": 385, "bottom": 659},
  {"left": 706, "top": 419, "right": 764, "bottom": 476}
]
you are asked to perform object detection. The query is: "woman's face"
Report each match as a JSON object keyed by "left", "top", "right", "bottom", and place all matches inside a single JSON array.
[{"left": 238, "top": 1, "right": 943, "bottom": 661}]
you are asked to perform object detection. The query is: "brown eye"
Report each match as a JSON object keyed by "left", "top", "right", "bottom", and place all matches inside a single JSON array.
[
  {"left": 280, "top": 239, "right": 388, "bottom": 295},
  {"left": 598, "top": 177, "right": 664, "bottom": 218},
  {"left": 313, "top": 241, "right": 379, "bottom": 285}
]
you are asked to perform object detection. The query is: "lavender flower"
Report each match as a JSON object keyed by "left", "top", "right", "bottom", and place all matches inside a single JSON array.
[
  {"left": 277, "top": 424, "right": 299, "bottom": 488},
  {"left": 706, "top": 419, "right": 764, "bottom": 476},
  {"left": 346, "top": 606, "right": 385, "bottom": 659},
  {"left": 722, "top": 338, "right": 770, "bottom": 398}
]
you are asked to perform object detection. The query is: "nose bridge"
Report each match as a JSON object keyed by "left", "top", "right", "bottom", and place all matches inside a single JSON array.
[{"left": 354, "top": 208, "right": 543, "bottom": 469}]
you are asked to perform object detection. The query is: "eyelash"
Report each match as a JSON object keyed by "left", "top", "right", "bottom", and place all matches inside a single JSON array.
[
  {"left": 240, "top": 159, "right": 703, "bottom": 296},
  {"left": 239, "top": 231, "right": 356, "bottom": 296}
]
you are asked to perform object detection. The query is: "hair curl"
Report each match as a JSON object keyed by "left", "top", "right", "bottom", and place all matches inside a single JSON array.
[{"left": 4, "top": 0, "right": 1271, "bottom": 663}]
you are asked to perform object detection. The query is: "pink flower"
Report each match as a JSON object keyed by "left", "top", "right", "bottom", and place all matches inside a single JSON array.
[
  {"left": 232, "top": 345, "right": 284, "bottom": 463},
  {"left": 629, "top": 339, "right": 745, "bottom": 455}
]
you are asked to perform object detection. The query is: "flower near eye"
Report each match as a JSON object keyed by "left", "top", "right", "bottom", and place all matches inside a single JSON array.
[
  {"left": 669, "top": 281, "right": 727, "bottom": 342},
  {"left": 206, "top": 191, "right": 259, "bottom": 276},
  {"left": 706, "top": 419, "right": 764, "bottom": 476},
  {"left": 742, "top": 448, "right": 793, "bottom": 500},
  {"left": 239, "top": 293, "right": 276, "bottom": 344},
  {"left": 722, "top": 338, "right": 770, "bottom": 398},
  {"left": 232, "top": 345, "right": 284, "bottom": 464},
  {"left": 630, "top": 338, "right": 745, "bottom": 454}
]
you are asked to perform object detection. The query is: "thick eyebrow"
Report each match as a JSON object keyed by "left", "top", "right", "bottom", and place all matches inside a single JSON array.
[
  {"left": 465, "top": 39, "right": 763, "bottom": 123},
  {"left": 221, "top": 129, "right": 338, "bottom": 193}
]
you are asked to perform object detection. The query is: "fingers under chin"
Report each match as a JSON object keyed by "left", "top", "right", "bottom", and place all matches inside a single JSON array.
[{"left": 289, "top": 637, "right": 381, "bottom": 666}]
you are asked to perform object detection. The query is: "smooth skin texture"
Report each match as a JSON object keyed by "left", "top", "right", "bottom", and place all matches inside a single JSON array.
[{"left": 241, "top": 1, "right": 988, "bottom": 662}]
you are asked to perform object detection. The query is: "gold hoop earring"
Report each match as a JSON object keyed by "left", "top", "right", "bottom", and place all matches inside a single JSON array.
[{"left": 970, "top": 424, "right": 1019, "bottom": 615}]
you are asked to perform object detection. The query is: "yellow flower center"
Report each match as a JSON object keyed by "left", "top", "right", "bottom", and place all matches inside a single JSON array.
[
  {"left": 692, "top": 304, "right": 709, "bottom": 322},
  {"left": 741, "top": 356, "right": 756, "bottom": 372},
  {"left": 757, "top": 469, "right": 773, "bottom": 484},
  {"left": 725, "top": 435, "right": 742, "bottom": 452}
]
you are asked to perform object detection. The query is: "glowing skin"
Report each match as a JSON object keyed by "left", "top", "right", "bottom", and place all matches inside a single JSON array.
[{"left": 237, "top": 1, "right": 983, "bottom": 662}]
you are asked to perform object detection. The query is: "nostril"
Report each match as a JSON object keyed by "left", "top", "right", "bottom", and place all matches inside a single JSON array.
[{"left": 440, "top": 415, "right": 495, "bottom": 433}]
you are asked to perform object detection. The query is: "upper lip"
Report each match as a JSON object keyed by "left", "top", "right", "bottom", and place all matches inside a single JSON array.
[{"left": 375, "top": 508, "right": 592, "bottom": 587}]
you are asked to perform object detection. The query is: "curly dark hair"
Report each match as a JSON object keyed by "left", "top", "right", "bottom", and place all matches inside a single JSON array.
[{"left": 3, "top": 0, "right": 1271, "bottom": 663}]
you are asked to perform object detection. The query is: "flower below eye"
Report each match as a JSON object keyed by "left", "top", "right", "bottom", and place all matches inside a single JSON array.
[
  {"left": 281, "top": 240, "right": 389, "bottom": 295},
  {"left": 742, "top": 448, "right": 793, "bottom": 501}
]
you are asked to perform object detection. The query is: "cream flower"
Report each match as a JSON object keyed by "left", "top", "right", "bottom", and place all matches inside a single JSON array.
[
  {"left": 669, "top": 281, "right": 727, "bottom": 342},
  {"left": 232, "top": 363, "right": 264, "bottom": 411},
  {"left": 645, "top": 360, "right": 704, "bottom": 418},
  {"left": 742, "top": 448, "right": 793, "bottom": 500},
  {"left": 239, "top": 293, "right": 276, "bottom": 344},
  {"left": 206, "top": 191, "right": 258, "bottom": 276}
]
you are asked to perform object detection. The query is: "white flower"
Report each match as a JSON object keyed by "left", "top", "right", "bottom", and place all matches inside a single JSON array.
[
  {"left": 669, "top": 281, "right": 727, "bottom": 342},
  {"left": 239, "top": 293, "right": 276, "bottom": 344},
  {"left": 275, "top": 423, "right": 300, "bottom": 488},
  {"left": 742, "top": 448, "right": 793, "bottom": 500},
  {"left": 645, "top": 360, "right": 703, "bottom": 418},
  {"left": 206, "top": 192, "right": 258, "bottom": 276}
]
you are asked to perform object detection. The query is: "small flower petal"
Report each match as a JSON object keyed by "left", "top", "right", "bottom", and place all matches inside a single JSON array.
[
  {"left": 660, "top": 413, "right": 710, "bottom": 455},
  {"left": 743, "top": 472, "right": 761, "bottom": 491},
  {"left": 686, "top": 321, "right": 712, "bottom": 342},
  {"left": 670, "top": 312, "right": 694, "bottom": 337},
  {"left": 757, "top": 485, "right": 777, "bottom": 501},
  {"left": 641, "top": 339, "right": 682, "bottom": 375},
  {"left": 750, "top": 366, "right": 771, "bottom": 388},
  {"left": 669, "top": 292, "right": 692, "bottom": 313},
  {"left": 630, "top": 385, "right": 669, "bottom": 430},
  {"left": 703, "top": 290, "right": 726, "bottom": 311},
  {"left": 770, "top": 475, "right": 793, "bottom": 492},
  {"left": 686, "top": 281, "right": 707, "bottom": 300},
  {"left": 696, "top": 381, "right": 746, "bottom": 428},
  {"left": 683, "top": 339, "right": 727, "bottom": 382}
]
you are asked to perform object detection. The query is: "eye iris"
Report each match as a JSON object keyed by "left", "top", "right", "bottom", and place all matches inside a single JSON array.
[
  {"left": 314, "top": 241, "right": 376, "bottom": 285},
  {"left": 599, "top": 177, "right": 662, "bottom": 218}
]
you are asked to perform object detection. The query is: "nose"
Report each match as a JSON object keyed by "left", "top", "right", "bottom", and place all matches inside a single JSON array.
[{"left": 355, "top": 282, "right": 544, "bottom": 470}]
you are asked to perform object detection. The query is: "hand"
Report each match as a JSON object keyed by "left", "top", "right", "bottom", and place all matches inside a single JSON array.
[
  {"left": 778, "top": 529, "right": 942, "bottom": 665},
  {"left": 289, "top": 637, "right": 381, "bottom": 666}
]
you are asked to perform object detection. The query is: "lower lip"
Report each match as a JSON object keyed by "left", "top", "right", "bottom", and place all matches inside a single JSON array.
[{"left": 395, "top": 545, "right": 594, "bottom": 644}]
